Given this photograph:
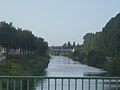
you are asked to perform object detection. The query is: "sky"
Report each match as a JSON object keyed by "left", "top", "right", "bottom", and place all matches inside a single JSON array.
[{"left": 0, "top": 0, "right": 120, "bottom": 46}]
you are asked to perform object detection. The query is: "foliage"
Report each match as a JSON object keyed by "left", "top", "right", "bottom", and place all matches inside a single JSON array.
[
  {"left": 62, "top": 41, "right": 79, "bottom": 49},
  {"left": 0, "top": 21, "right": 50, "bottom": 89},
  {"left": 0, "top": 21, "right": 48, "bottom": 55},
  {"left": 109, "top": 55, "right": 120, "bottom": 76},
  {"left": 66, "top": 13, "right": 120, "bottom": 76},
  {"left": 0, "top": 54, "right": 49, "bottom": 76},
  {"left": 82, "top": 13, "right": 120, "bottom": 68},
  {"left": 87, "top": 50, "right": 106, "bottom": 67},
  {"left": 0, "top": 21, "right": 50, "bottom": 76}
]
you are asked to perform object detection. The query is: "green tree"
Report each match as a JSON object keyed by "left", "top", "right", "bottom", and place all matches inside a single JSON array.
[
  {"left": 0, "top": 21, "right": 48, "bottom": 55},
  {"left": 87, "top": 50, "right": 106, "bottom": 67},
  {"left": 67, "top": 41, "right": 72, "bottom": 48},
  {"left": 0, "top": 21, "right": 16, "bottom": 53},
  {"left": 82, "top": 33, "right": 95, "bottom": 53},
  {"left": 73, "top": 42, "right": 76, "bottom": 48}
]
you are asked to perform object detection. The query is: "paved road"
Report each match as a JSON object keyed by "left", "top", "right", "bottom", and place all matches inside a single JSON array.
[{"left": 0, "top": 56, "right": 6, "bottom": 62}]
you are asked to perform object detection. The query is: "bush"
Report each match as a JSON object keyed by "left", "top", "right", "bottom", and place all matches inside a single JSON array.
[{"left": 0, "top": 54, "right": 49, "bottom": 76}]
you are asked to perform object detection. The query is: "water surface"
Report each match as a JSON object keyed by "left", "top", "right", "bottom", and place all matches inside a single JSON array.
[
  {"left": 36, "top": 56, "right": 116, "bottom": 90},
  {"left": 46, "top": 56, "right": 106, "bottom": 77}
]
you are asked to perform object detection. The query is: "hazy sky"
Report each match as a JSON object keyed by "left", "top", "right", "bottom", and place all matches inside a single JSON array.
[{"left": 0, "top": 0, "right": 120, "bottom": 46}]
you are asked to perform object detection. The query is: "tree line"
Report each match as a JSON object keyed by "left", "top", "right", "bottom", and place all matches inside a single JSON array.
[
  {"left": 67, "top": 13, "right": 120, "bottom": 76},
  {"left": 62, "top": 41, "right": 81, "bottom": 49},
  {"left": 0, "top": 21, "right": 48, "bottom": 55},
  {"left": 50, "top": 41, "right": 80, "bottom": 50}
]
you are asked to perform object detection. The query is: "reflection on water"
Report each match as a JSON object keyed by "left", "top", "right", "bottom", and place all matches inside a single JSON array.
[
  {"left": 36, "top": 56, "right": 119, "bottom": 90},
  {"left": 46, "top": 56, "right": 106, "bottom": 77}
]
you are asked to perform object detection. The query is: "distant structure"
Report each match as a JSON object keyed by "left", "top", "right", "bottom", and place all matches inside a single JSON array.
[
  {"left": 0, "top": 47, "right": 30, "bottom": 55},
  {"left": 48, "top": 48, "right": 73, "bottom": 55},
  {"left": 48, "top": 44, "right": 82, "bottom": 55},
  {"left": 106, "top": 56, "right": 112, "bottom": 61}
]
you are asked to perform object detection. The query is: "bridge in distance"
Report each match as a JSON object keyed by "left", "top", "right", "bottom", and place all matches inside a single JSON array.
[
  {"left": 48, "top": 48, "right": 74, "bottom": 55},
  {"left": 48, "top": 48, "right": 73, "bottom": 52}
]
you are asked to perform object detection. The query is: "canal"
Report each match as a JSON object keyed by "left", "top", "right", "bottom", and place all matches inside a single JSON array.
[
  {"left": 36, "top": 56, "right": 117, "bottom": 90},
  {"left": 45, "top": 56, "right": 106, "bottom": 77}
]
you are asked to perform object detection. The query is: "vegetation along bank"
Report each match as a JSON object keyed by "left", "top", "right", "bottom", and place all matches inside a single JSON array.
[
  {"left": 0, "top": 21, "right": 49, "bottom": 76},
  {"left": 64, "top": 13, "right": 120, "bottom": 76}
]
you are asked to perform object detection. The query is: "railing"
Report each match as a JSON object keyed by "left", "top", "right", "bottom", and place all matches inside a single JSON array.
[{"left": 0, "top": 76, "right": 120, "bottom": 90}]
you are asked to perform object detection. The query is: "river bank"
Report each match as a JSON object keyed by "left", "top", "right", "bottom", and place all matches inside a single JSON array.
[
  {"left": 45, "top": 55, "right": 106, "bottom": 77},
  {"left": 36, "top": 55, "right": 109, "bottom": 90},
  {"left": 0, "top": 54, "right": 49, "bottom": 76},
  {"left": 63, "top": 52, "right": 112, "bottom": 76}
]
